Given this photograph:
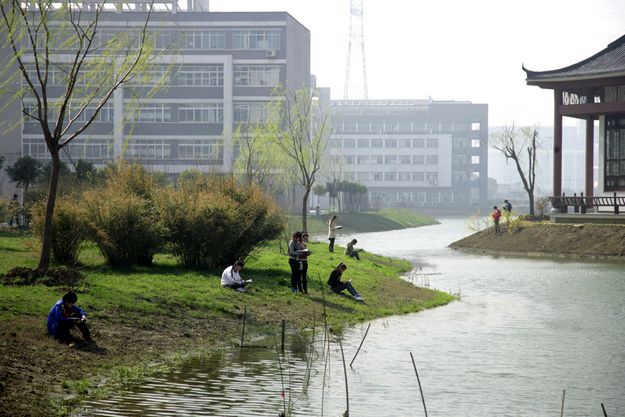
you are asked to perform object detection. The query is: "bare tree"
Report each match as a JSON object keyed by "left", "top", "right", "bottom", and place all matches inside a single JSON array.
[
  {"left": 0, "top": 0, "right": 155, "bottom": 271},
  {"left": 490, "top": 124, "right": 539, "bottom": 215},
  {"left": 233, "top": 122, "right": 283, "bottom": 188},
  {"left": 266, "top": 88, "right": 330, "bottom": 234}
]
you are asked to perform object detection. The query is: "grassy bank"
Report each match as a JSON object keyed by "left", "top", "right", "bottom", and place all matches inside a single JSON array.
[
  {"left": 290, "top": 208, "right": 438, "bottom": 235},
  {"left": 0, "top": 230, "right": 453, "bottom": 417}
]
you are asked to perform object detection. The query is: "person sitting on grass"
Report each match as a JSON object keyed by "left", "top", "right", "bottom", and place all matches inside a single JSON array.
[
  {"left": 327, "top": 262, "right": 363, "bottom": 301},
  {"left": 345, "top": 239, "right": 362, "bottom": 261},
  {"left": 47, "top": 291, "right": 94, "bottom": 345},
  {"left": 221, "top": 260, "right": 251, "bottom": 292}
]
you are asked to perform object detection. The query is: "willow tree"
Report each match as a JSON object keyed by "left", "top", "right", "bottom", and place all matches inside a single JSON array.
[
  {"left": 0, "top": 0, "right": 156, "bottom": 271},
  {"left": 490, "top": 124, "right": 540, "bottom": 215},
  {"left": 265, "top": 88, "right": 330, "bottom": 234}
]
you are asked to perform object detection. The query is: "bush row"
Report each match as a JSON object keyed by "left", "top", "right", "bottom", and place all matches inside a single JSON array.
[{"left": 31, "top": 165, "right": 285, "bottom": 268}]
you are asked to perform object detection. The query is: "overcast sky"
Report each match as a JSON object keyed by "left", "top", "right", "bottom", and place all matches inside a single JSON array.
[{"left": 210, "top": 0, "right": 624, "bottom": 127}]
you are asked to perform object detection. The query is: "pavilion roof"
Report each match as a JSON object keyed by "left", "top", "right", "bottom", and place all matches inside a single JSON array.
[{"left": 523, "top": 34, "right": 625, "bottom": 83}]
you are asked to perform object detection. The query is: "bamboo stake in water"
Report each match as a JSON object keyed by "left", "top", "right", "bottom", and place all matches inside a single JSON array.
[
  {"left": 281, "top": 319, "right": 286, "bottom": 352},
  {"left": 560, "top": 389, "right": 565, "bottom": 417},
  {"left": 339, "top": 339, "right": 349, "bottom": 417},
  {"left": 273, "top": 336, "right": 287, "bottom": 416},
  {"left": 410, "top": 352, "right": 428, "bottom": 417},
  {"left": 349, "top": 323, "right": 371, "bottom": 368},
  {"left": 240, "top": 306, "right": 247, "bottom": 348},
  {"left": 601, "top": 403, "right": 608, "bottom": 417}
]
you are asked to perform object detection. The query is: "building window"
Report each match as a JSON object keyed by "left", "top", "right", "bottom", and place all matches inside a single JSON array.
[
  {"left": 385, "top": 155, "right": 397, "bottom": 165},
  {"left": 177, "top": 65, "right": 223, "bottom": 87},
  {"left": 178, "top": 104, "right": 223, "bottom": 123},
  {"left": 178, "top": 139, "right": 223, "bottom": 160},
  {"left": 413, "top": 171, "right": 424, "bottom": 182},
  {"left": 471, "top": 139, "right": 481, "bottom": 148},
  {"left": 426, "top": 138, "right": 439, "bottom": 148},
  {"left": 343, "top": 138, "right": 356, "bottom": 148},
  {"left": 357, "top": 155, "right": 369, "bottom": 164},
  {"left": 605, "top": 116, "right": 625, "bottom": 190},
  {"left": 357, "top": 172, "right": 369, "bottom": 182},
  {"left": 344, "top": 155, "right": 355, "bottom": 165},
  {"left": 127, "top": 64, "right": 171, "bottom": 86},
  {"left": 471, "top": 155, "right": 480, "bottom": 164},
  {"left": 384, "top": 172, "right": 396, "bottom": 181},
  {"left": 23, "top": 101, "right": 114, "bottom": 124},
  {"left": 398, "top": 171, "right": 411, "bottom": 181},
  {"left": 233, "top": 29, "right": 281, "bottom": 50},
  {"left": 399, "top": 139, "right": 411, "bottom": 148},
  {"left": 371, "top": 139, "right": 384, "bottom": 148},
  {"left": 471, "top": 122, "right": 481, "bottom": 131},
  {"left": 234, "top": 66, "right": 280, "bottom": 87},
  {"left": 413, "top": 138, "right": 424, "bottom": 148},
  {"left": 330, "top": 139, "right": 341, "bottom": 148},
  {"left": 358, "top": 138, "right": 370, "bottom": 148},
  {"left": 371, "top": 155, "right": 383, "bottom": 165},
  {"left": 179, "top": 30, "right": 225, "bottom": 50},
  {"left": 373, "top": 172, "right": 383, "bottom": 181},
  {"left": 371, "top": 123, "right": 383, "bottom": 133},
  {"left": 399, "top": 155, "right": 411, "bottom": 165},
  {"left": 126, "top": 104, "right": 171, "bottom": 123},
  {"left": 385, "top": 139, "right": 397, "bottom": 148},
  {"left": 125, "top": 139, "right": 171, "bottom": 160},
  {"left": 413, "top": 155, "right": 425, "bottom": 165},
  {"left": 426, "top": 155, "right": 438, "bottom": 165},
  {"left": 470, "top": 172, "right": 480, "bottom": 181},
  {"left": 234, "top": 103, "right": 268, "bottom": 124},
  {"left": 426, "top": 172, "right": 438, "bottom": 185}
]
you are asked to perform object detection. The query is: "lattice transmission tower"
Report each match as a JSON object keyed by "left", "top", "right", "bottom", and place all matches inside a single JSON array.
[{"left": 343, "top": 0, "right": 368, "bottom": 100}]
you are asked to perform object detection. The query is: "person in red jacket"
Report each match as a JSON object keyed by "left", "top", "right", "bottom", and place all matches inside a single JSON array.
[{"left": 492, "top": 205, "right": 502, "bottom": 235}]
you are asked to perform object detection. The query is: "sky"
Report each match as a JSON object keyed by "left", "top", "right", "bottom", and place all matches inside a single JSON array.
[{"left": 209, "top": 0, "right": 624, "bottom": 127}]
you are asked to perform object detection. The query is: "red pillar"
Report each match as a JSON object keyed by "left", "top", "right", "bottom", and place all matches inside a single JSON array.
[
  {"left": 553, "top": 90, "right": 563, "bottom": 197},
  {"left": 585, "top": 118, "right": 594, "bottom": 204}
]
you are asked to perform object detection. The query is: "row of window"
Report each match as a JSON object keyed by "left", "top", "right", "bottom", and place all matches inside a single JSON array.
[
  {"left": 23, "top": 102, "right": 115, "bottom": 123},
  {"left": 333, "top": 121, "right": 481, "bottom": 134},
  {"left": 340, "top": 171, "right": 440, "bottom": 185},
  {"left": 22, "top": 138, "right": 224, "bottom": 161},
  {"left": 337, "top": 155, "right": 440, "bottom": 165},
  {"left": 330, "top": 138, "right": 440, "bottom": 149},
  {"left": 39, "top": 29, "right": 281, "bottom": 51},
  {"left": 25, "top": 64, "right": 282, "bottom": 88}
]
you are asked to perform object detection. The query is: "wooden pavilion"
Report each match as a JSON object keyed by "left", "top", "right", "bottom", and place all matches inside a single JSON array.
[{"left": 524, "top": 34, "right": 625, "bottom": 213}]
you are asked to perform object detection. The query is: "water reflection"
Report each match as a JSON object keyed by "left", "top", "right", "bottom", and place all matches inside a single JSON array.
[{"left": 83, "top": 219, "right": 625, "bottom": 417}]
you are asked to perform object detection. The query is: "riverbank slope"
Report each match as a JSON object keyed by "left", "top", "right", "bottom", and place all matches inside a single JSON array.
[
  {"left": 449, "top": 221, "right": 625, "bottom": 260},
  {"left": 0, "top": 231, "right": 453, "bottom": 417}
]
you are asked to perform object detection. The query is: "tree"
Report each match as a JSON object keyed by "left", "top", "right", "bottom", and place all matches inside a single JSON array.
[
  {"left": 0, "top": 0, "right": 155, "bottom": 271},
  {"left": 233, "top": 122, "right": 282, "bottom": 188},
  {"left": 266, "top": 88, "right": 330, "bottom": 233},
  {"left": 6, "top": 155, "right": 42, "bottom": 194},
  {"left": 490, "top": 124, "right": 539, "bottom": 215}
]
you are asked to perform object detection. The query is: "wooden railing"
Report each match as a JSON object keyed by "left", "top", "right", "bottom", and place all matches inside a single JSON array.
[{"left": 549, "top": 192, "right": 625, "bottom": 214}]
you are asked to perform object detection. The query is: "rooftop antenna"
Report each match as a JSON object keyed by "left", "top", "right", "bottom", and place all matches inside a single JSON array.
[{"left": 343, "top": 0, "right": 368, "bottom": 100}]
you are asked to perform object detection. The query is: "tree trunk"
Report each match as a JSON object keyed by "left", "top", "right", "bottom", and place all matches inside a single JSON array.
[
  {"left": 528, "top": 191, "right": 535, "bottom": 216},
  {"left": 38, "top": 149, "right": 61, "bottom": 272},
  {"left": 301, "top": 188, "right": 310, "bottom": 234}
]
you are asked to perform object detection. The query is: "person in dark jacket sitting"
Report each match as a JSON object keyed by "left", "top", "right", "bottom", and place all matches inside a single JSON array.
[
  {"left": 327, "top": 263, "right": 363, "bottom": 301},
  {"left": 47, "top": 291, "right": 93, "bottom": 344},
  {"left": 345, "top": 239, "right": 362, "bottom": 261}
]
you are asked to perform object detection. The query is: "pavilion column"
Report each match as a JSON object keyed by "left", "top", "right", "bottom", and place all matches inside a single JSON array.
[
  {"left": 553, "top": 89, "right": 563, "bottom": 197},
  {"left": 585, "top": 117, "right": 594, "bottom": 204}
]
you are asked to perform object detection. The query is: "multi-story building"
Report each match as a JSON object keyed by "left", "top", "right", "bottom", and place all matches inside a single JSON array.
[
  {"left": 0, "top": 1, "right": 310, "bottom": 180},
  {"left": 327, "top": 99, "right": 488, "bottom": 212}
]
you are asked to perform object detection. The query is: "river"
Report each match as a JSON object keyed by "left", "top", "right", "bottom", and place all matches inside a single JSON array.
[{"left": 81, "top": 219, "right": 625, "bottom": 417}]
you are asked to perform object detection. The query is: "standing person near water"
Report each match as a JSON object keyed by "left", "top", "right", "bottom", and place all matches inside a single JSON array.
[
  {"left": 492, "top": 206, "right": 502, "bottom": 235},
  {"left": 298, "top": 233, "right": 313, "bottom": 294},
  {"left": 328, "top": 215, "right": 340, "bottom": 252},
  {"left": 288, "top": 231, "right": 305, "bottom": 294}
]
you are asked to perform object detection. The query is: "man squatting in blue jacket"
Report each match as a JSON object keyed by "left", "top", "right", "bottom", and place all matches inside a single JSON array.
[{"left": 47, "top": 291, "right": 94, "bottom": 345}]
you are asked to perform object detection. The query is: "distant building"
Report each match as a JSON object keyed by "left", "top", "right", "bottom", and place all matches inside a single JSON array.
[
  {"left": 0, "top": 2, "right": 310, "bottom": 182},
  {"left": 327, "top": 99, "right": 488, "bottom": 212}
]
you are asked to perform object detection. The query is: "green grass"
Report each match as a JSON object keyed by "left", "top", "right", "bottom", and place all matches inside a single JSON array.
[
  {"left": 289, "top": 208, "right": 438, "bottom": 235},
  {"left": 0, "top": 233, "right": 452, "bottom": 330}
]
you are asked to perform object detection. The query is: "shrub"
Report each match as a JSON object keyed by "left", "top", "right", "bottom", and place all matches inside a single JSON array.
[
  {"left": 31, "top": 197, "right": 88, "bottom": 266},
  {"left": 158, "top": 178, "right": 284, "bottom": 268},
  {"left": 0, "top": 266, "right": 83, "bottom": 287},
  {"left": 83, "top": 188, "right": 162, "bottom": 267},
  {"left": 103, "top": 163, "right": 158, "bottom": 200}
]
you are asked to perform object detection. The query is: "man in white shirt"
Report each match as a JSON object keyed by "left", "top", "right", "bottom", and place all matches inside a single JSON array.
[{"left": 221, "top": 260, "right": 250, "bottom": 292}]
